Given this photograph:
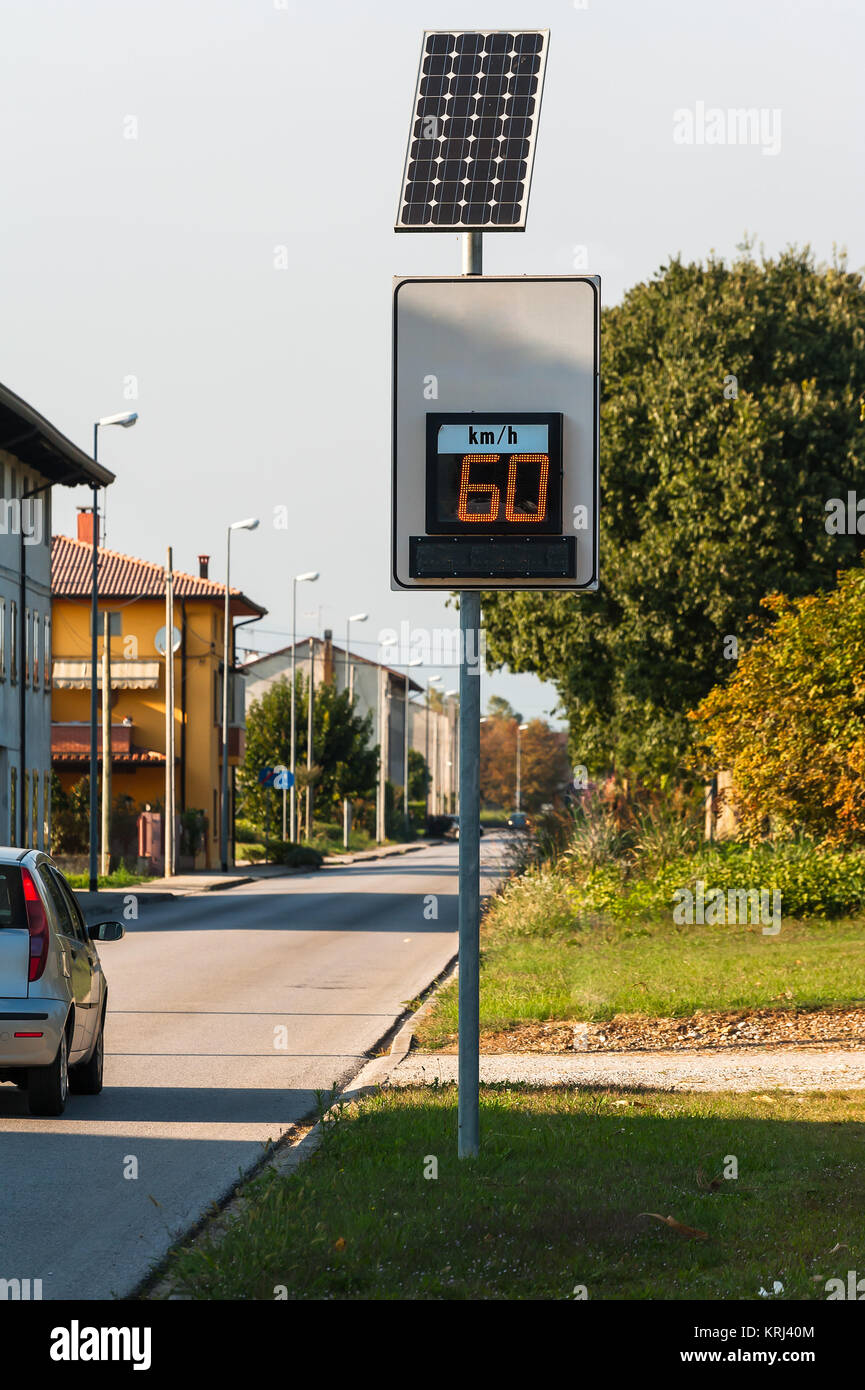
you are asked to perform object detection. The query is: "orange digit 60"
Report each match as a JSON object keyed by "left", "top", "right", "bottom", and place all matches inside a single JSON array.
[
  {"left": 457, "top": 453, "right": 500, "bottom": 522},
  {"left": 505, "top": 453, "right": 549, "bottom": 523}
]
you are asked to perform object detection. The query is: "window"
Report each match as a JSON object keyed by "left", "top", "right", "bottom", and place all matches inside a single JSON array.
[
  {"left": 9, "top": 768, "right": 16, "bottom": 845},
  {"left": 43, "top": 613, "right": 51, "bottom": 691},
  {"left": 0, "top": 598, "right": 5, "bottom": 680},
  {"left": 32, "top": 609, "right": 39, "bottom": 688},
  {"left": 10, "top": 601, "right": 17, "bottom": 684},
  {"left": 39, "top": 864, "right": 76, "bottom": 938},
  {"left": 50, "top": 868, "right": 88, "bottom": 941},
  {"left": 32, "top": 770, "right": 39, "bottom": 849},
  {"left": 24, "top": 607, "right": 30, "bottom": 687},
  {"left": 43, "top": 770, "right": 51, "bottom": 848},
  {"left": 23, "top": 770, "right": 29, "bottom": 846}
]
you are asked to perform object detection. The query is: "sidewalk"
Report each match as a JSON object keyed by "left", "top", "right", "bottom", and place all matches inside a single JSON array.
[
  {"left": 386, "top": 1049, "right": 865, "bottom": 1092},
  {"left": 75, "top": 842, "right": 443, "bottom": 910}
]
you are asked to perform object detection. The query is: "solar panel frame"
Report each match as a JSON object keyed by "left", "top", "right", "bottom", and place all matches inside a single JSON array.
[{"left": 394, "top": 29, "right": 550, "bottom": 233}]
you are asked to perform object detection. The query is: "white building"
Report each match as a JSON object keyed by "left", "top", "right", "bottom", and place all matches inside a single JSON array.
[
  {"left": 240, "top": 632, "right": 459, "bottom": 814},
  {"left": 0, "top": 381, "right": 113, "bottom": 847}
]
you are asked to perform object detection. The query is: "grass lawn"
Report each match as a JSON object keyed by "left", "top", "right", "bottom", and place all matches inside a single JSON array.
[
  {"left": 66, "top": 865, "right": 150, "bottom": 889},
  {"left": 156, "top": 1085, "right": 865, "bottom": 1301},
  {"left": 416, "top": 916, "right": 865, "bottom": 1048}
]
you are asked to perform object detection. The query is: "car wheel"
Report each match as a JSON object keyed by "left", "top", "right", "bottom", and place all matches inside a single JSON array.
[
  {"left": 28, "top": 1029, "right": 69, "bottom": 1117},
  {"left": 70, "top": 1012, "right": 104, "bottom": 1095}
]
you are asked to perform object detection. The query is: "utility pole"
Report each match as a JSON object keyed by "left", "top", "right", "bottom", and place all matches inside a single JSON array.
[
  {"left": 100, "top": 612, "right": 111, "bottom": 876},
  {"left": 165, "top": 548, "right": 176, "bottom": 877},
  {"left": 305, "top": 641, "right": 315, "bottom": 840}
]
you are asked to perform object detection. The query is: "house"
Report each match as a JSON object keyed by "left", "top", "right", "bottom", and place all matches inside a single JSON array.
[
  {"left": 51, "top": 525, "right": 266, "bottom": 867},
  {"left": 0, "top": 381, "right": 113, "bottom": 848},
  {"left": 241, "top": 634, "right": 457, "bottom": 813}
]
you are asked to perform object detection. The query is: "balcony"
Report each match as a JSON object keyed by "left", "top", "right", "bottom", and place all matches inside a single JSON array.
[{"left": 51, "top": 722, "right": 165, "bottom": 766}]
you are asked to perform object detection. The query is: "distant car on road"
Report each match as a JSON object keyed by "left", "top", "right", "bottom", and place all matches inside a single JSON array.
[
  {"left": 507, "top": 811, "right": 531, "bottom": 830},
  {"left": 443, "top": 816, "right": 485, "bottom": 841},
  {"left": 0, "top": 849, "right": 125, "bottom": 1116}
]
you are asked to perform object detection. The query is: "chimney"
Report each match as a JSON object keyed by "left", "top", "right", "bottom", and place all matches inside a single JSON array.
[
  {"left": 198, "top": 555, "right": 209, "bottom": 579},
  {"left": 323, "top": 628, "right": 334, "bottom": 685},
  {"left": 77, "top": 507, "right": 98, "bottom": 546}
]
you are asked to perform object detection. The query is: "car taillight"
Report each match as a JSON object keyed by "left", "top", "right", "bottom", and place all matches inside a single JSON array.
[{"left": 21, "top": 869, "right": 50, "bottom": 982}]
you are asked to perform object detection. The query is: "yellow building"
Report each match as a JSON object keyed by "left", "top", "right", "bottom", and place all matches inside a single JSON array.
[{"left": 50, "top": 518, "right": 265, "bottom": 868}]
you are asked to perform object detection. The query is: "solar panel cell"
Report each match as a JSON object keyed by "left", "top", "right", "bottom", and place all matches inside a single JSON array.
[{"left": 395, "top": 29, "right": 548, "bottom": 232}]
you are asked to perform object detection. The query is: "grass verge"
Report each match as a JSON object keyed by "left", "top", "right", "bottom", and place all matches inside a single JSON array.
[
  {"left": 154, "top": 1085, "right": 865, "bottom": 1301},
  {"left": 416, "top": 914, "right": 865, "bottom": 1048}
]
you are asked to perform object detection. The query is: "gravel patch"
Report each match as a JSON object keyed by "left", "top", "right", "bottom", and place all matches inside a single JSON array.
[{"left": 389, "top": 1049, "right": 865, "bottom": 1091}]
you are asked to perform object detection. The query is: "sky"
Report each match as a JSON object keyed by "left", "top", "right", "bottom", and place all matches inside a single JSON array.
[{"left": 1, "top": 0, "right": 862, "bottom": 726}]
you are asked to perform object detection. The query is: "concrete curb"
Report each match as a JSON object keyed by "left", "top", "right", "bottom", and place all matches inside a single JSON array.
[{"left": 322, "top": 839, "right": 443, "bottom": 866}]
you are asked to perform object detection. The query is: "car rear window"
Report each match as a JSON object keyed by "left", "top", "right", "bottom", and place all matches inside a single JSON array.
[{"left": 0, "top": 866, "right": 26, "bottom": 929}]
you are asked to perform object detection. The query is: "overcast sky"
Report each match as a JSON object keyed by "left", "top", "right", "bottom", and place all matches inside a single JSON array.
[{"left": 2, "top": 0, "right": 862, "bottom": 724}]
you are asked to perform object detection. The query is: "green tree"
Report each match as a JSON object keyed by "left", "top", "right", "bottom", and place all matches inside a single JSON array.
[
  {"left": 239, "top": 674, "right": 377, "bottom": 829},
  {"left": 407, "top": 748, "right": 430, "bottom": 801},
  {"left": 481, "top": 247, "right": 865, "bottom": 777},
  {"left": 691, "top": 564, "right": 865, "bottom": 844}
]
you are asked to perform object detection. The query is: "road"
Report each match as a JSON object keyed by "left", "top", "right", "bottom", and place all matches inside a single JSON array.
[{"left": 0, "top": 836, "right": 505, "bottom": 1300}]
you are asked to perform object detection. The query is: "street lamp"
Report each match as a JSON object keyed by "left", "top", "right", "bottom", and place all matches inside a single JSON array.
[
  {"left": 221, "top": 517, "right": 259, "bottom": 872},
  {"left": 290, "top": 571, "right": 319, "bottom": 841},
  {"left": 88, "top": 411, "right": 138, "bottom": 892},
  {"left": 403, "top": 658, "right": 423, "bottom": 835},
  {"left": 345, "top": 612, "right": 367, "bottom": 690},
  {"left": 515, "top": 721, "right": 529, "bottom": 812},
  {"left": 445, "top": 691, "right": 458, "bottom": 815},
  {"left": 339, "top": 611, "right": 367, "bottom": 849}
]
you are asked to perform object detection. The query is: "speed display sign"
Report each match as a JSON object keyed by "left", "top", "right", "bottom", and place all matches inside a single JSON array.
[{"left": 392, "top": 275, "right": 599, "bottom": 590}]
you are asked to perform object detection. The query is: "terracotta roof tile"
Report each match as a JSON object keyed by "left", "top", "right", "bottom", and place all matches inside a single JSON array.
[{"left": 52, "top": 535, "right": 266, "bottom": 618}]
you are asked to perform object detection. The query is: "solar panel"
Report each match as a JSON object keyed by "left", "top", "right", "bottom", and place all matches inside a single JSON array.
[{"left": 395, "top": 30, "right": 549, "bottom": 232}]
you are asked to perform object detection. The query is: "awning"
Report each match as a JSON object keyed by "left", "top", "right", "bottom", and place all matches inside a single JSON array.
[{"left": 52, "top": 659, "right": 162, "bottom": 690}]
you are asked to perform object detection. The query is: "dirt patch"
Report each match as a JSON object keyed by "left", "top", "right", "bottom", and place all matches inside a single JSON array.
[{"left": 424, "top": 1005, "right": 865, "bottom": 1054}]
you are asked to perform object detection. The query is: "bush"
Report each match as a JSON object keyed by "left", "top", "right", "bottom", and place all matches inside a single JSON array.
[
  {"left": 274, "top": 842, "right": 324, "bottom": 869},
  {"left": 573, "top": 840, "right": 865, "bottom": 923}
]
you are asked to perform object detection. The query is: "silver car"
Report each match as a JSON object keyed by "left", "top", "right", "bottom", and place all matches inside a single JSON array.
[{"left": 0, "top": 847, "right": 124, "bottom": 1116}]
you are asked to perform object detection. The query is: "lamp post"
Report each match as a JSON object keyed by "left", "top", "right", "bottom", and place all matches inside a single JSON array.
[
  {"left": 345, "top": 612, "right": 367, "bottom": 687},
  {"left": 515, "top": 721, "right": 529, "bottom": 812},
  {"left": 290, "top": 571, "right": 318, "bottom": 841},
  {"left": 89, "top": 411, "right": 137, "bottom": 893},
  {"left": 402, "top": 658, "right": 423, "bottom": 835},
  {"left": 341, "top": 612, "right": 367, "bottom": 848},
  {"left": 445, "top": 690, "right": 458, "bottom": 814},
  {"left": 221, "top": 517, "right": 259, "bottom": 872},
  {"left": 425, "top": 674, "right": 442, "bottom": 819}
]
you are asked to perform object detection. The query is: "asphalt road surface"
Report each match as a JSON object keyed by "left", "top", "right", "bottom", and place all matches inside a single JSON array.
[{"left": 0, "top": 835, "right": 505, "bottom": 1299}]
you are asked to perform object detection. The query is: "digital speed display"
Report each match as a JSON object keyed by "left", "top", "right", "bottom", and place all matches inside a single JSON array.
[{"left": 425, "top": 413, "right": 563, "bottom": 536}]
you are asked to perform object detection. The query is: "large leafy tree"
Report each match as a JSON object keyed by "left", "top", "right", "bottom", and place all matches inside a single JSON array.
[
  {"left": 691, "top": 565, "right": 865, "bottom": 844},
  {"left": 239, "top": 674, "right": 377, "bottom": 828},
  {"left": 481, "top": 247, "right": 865, "bottom": 777}
]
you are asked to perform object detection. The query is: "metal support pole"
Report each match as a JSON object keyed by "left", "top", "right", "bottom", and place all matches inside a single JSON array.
[
  {"left": 403, "top": 673, "right": 410, "bottom": 837},
  {"left": 101, "top": 613, "right": 110, "bottom": 875},
  {"left": 165, "top": 548, "right": 175, "bottom": 877},
  {"left": 516, "top": 722, "right": 522, "bottom": 812},
  {"left": 220, "top": 530, "right": 231, "bottom": 871},
  {"left": 457, "top": 228, "right": 482, "bottom": 1158},
  {"left": 290, "top": 579, "right": 297, "bottom": 842},
  {"left": 305, "top": 642, "right": 314, "bottom": 840},
  {"left": 458, "top": 590, "right": 481, "bottom": 1159},
  {"left": 88, "top": 467, "right": 99, "bottom": 893}
]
